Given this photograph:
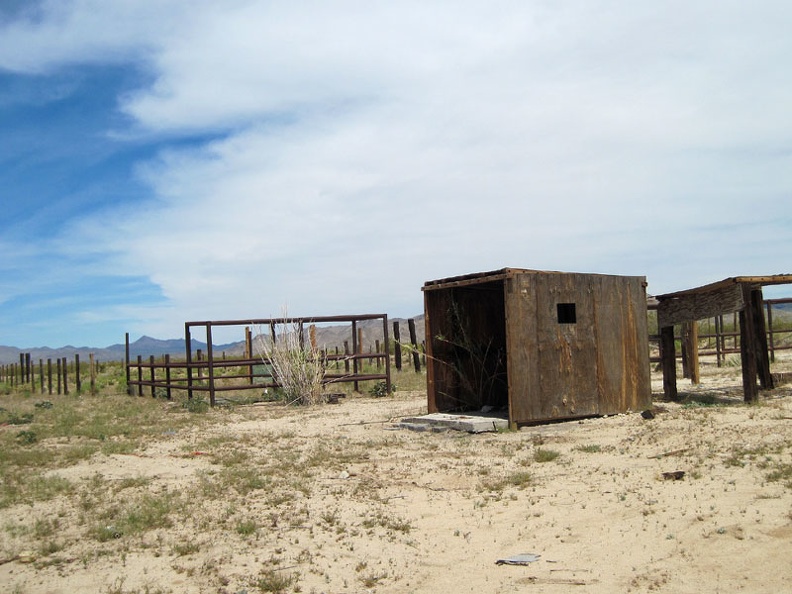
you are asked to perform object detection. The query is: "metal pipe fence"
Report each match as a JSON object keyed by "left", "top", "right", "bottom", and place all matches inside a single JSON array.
[{"left": 125, "top": 314, "right": 392, "bottom": 406}]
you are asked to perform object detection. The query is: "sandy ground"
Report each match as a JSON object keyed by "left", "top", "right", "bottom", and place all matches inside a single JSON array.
[{"left": 1, "top": 362, "right": 791, "bottom": 594}]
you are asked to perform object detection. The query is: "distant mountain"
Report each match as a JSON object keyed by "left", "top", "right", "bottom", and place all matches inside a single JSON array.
[{"left": 0, "top": 316, "right": 426, "bottom": 365}]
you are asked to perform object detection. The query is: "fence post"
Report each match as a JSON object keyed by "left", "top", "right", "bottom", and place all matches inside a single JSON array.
[
  {"left": 137, "top": 355, "right": 143, "bottom": 396},
  {"left": 393, "top": 321, "right": 402, "bottom": 371},
  {"left": 56, "top": 358, "right": 62, "bottom": 394},
  {"left": 408, "top": 318, "right": 421, "bottom": 372},
  {"left": 48, "top": 359, "right": 53, "bottom": 395},
  {"left": 766, "top": 301, "right": 775, "bottom": 363},
  {"left": 165, "top": 354, "right": 172, "bottom": 400},
  {"left": 150, "top": 355, "right": 157, "bottom": 398},
  {"left": 39, "top": 359, "right": 45, "bottom": 394},
  {"left": 351, "top": 321, "right": 359, "bottom": 392},
  {"left": 75, "top": 354, "right": 81, "bottom": 393},
  {"left": 89, "top": 353, "right": 96, "bottom": 395},
  {"left": 246, "top": 327, "right": 254, "bottom": 385},
  {"left": 125, "top": 333, "right": 132, "bottom": 395},
  {"left": 62, "top": 357, "right": 68, "bottom": 395},
  {"left": 206, "top": 323, "right": 216, "bottom": 407}
]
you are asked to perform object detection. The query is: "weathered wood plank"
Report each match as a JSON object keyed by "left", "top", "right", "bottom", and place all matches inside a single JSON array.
[{"left": 658, "top": 283, "right": 744, "bottom": 328}]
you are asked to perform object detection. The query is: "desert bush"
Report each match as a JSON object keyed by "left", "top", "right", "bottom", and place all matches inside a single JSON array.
[{"left": 256, "top": 317, "right": 325, "bottom": 406}]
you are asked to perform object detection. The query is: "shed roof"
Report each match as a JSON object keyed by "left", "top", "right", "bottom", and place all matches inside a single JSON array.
[
  {"left": 656, "top": 275, "right": 792, "bottom": 300},
  {"left": 423, "top": 267, "right": 647, "bottom": 291}
]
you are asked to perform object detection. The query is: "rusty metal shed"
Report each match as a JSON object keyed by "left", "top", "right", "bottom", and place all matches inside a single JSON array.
[
  {"left": 655, "top": 275, "right": 792, "bottom": 402},
  {"left": 422, "top": 268, "right": 651, "bottom": 426}
]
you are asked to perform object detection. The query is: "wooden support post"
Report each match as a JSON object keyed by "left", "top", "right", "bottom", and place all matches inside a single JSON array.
[
  {"left": 39, "top": 360, "right": 45, "bottom": 394},
  {"left": 57, "top": 359, "right": 62, "bottom": 394},
  {"left": 48, "top": 359, "right": 53, "bottom": 395},
  {"left": 750, "top": 289, "right": 773, "bottom": 390},
  {"left": 660, "top": 325, "right": 678, "bottom": 401},
  {"left": 75, "top": 354, "right": 81, "bottom": 393},
  {"left": 739, "top": 287, "right": 759, "bottom": 403},
  {"left": 682, "top": 321, "right": 700, "bottom": 384}
]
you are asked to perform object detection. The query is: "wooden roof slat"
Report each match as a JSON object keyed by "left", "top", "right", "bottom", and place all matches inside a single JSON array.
[{"left": 656, "top": 275, "right": 792, "bottom": 300}]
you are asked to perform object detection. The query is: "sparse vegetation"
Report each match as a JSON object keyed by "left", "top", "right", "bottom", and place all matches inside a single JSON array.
[
  {"left": 533, "top": 448, "right": 561, "bottom": 463},
  {"left": 0, "top": 351, "right": 791, "bottom": 592},
  {"left": 255, "top": 316, "right": 326, "bottom": 406}
]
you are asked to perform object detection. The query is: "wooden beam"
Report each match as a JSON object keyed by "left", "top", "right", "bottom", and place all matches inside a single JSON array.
[{"left": 657, "top": 283, "right": 744, "bottom": 328}]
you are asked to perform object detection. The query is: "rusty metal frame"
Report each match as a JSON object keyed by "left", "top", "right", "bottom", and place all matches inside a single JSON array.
[{"left": 126, "top": 314, "right": 391, "bottom": 405}]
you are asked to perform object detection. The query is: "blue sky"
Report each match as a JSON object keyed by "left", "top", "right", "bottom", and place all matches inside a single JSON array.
[{"left": 1, "top": 1, "right": 791, "bottom": 348}]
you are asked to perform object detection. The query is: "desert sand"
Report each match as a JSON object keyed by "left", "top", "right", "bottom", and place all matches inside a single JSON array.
[{"left": 1, "top": 361, "right": 791, "bottom": 593}]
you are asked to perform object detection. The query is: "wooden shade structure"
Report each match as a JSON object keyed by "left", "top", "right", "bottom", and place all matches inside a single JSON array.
[{"left": 655, "top": 275, "right": 792, "bottom": 402}]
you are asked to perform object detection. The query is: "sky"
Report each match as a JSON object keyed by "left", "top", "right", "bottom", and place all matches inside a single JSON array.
[{"left": 1, "top": 0, "right": 791, "bottom": 348}]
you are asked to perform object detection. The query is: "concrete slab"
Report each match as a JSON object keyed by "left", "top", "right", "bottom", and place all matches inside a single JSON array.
[{"left": 399, "top": 412, "right": 509, "bottom": 433}]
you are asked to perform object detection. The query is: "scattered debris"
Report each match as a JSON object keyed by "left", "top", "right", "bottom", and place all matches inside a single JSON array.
[
  {"left": 641, "top": 409, "right": 655, "bottom": 419},
  {"left": 496, "top": 553, "right": 541, "bottom": 566},
  {"left": 661, "top": 470, "right": 685, "bottom": 481},
  {"left": 400, "top": 412, "right": 509, "bottom": 433},
  {"left": 649, "top": 448, "right": 691, "bottom": 459}
]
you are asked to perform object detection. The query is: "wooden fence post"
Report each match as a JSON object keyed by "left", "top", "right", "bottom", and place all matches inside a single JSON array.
[
  {"left": 165, "top": 354, "right": 172, "bottom": 400},
  {"left": 150, "top": 355, "right": 157, "bottom": 398},
  {"left": 62, "top": 357, "right": 68, "bottom": 395},
  {"left": 393, "top": 321, "right": 402, "bottom": 371},
  {"left": 89, "top": 353, "right": 96, "bottom": 395},
  {"left": 137, "top": 355, "right": 144, "bottom": 396},
  {"left": 408, "top": 318, "right": 421, "bottom": 372},
  {"left": 75, "top": 354, "right": 81, "bottom": 393}
]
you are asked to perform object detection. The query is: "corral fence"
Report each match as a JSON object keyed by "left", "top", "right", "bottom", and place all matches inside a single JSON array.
[
  {"left": 0, "top": 353, "right": 102, "bottom": 395},
  {"left": 647, "top": 297, "right": 792, "bottom": 368},
  {"left": 125, "top": 314, "right": 401, "bottom": 406}
]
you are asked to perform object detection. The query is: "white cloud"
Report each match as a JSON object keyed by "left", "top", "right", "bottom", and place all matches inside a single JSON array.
[{"left": 4, "top": 0, "right": 792, "bottom": 341}]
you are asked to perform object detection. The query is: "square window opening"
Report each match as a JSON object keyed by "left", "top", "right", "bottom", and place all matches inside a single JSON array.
[{"left": 557, "top": 303, "right": 577, "bottom": 324}]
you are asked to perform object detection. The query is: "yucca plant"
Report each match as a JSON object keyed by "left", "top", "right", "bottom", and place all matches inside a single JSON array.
[{"left": 256, "top": 315, "right": 326, "bottom": 406}]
